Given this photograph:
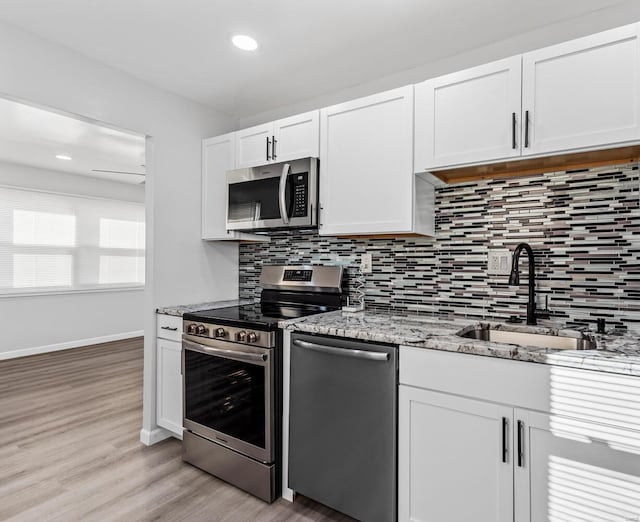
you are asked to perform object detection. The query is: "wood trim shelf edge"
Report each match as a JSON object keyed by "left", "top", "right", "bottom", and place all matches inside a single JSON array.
[{"left": 430, "top": 145, "right": 640, "bottom": 184}]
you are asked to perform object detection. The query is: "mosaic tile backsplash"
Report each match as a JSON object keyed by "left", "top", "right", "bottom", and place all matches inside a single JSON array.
[{"left": 239, "top": 164, "right": 640, "bottom": 331}]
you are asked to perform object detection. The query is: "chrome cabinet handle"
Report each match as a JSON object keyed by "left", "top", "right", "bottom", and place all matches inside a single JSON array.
[
  {"left": 161, "top": 326, "right": 178, "bottom": 331},
  {"left": 272, "top": 136, "right": 277, "bottom": 159},
  {"left": 293, "top": 339, "right": 390, "bottom": 361},
  {"left": 517, "top": 420, "right": 525, "bottom": 467},
  {"left": 266, "top": 136, "right": 271, "bottom": 161},
  {"left": 511, "top": 112, "right": 517, "bottom": 149},
  {"left": 501, "top": 417, "right": 508, "bottom": 463},
  {"left": 279, "top": 162, "right": 291, "bottom": 224}
]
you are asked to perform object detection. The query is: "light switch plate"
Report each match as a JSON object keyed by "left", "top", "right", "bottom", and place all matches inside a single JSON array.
[
  {"left": 361, "top": 253, "right": 372, "bottom": 274},
  {"left": 488, "top": 249, "right": 511, "bottom": 276}
]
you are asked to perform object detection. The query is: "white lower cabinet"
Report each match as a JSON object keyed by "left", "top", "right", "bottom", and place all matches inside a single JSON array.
[
  {"left": 515, "top": 409, "right": 640, "bottom": 522},
  {"left": 156, "top": 313, "right": 183, "bottom": 438},
  {"left": 399, "top": 386, "right": 513, "bottom": 522},
  {"left": 399, "top": 347, "right": 640, "bottom": 522},
  {"left": 156, "top": 338, "right": 183, "bottom": 437}
]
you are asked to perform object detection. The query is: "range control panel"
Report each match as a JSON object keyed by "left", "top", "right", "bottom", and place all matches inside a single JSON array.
[
  {"left": 183, "top": 321, "right": 275, "bottom": 348},
  {"left": 283, "top": 269, "right": 313, "bottom": 282}
]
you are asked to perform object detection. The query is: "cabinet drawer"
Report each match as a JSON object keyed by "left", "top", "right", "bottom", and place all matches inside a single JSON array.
[
  {"left": 400, "top": 346, "right": 551, "bottom": 413},
  {"left": 156, "top": 313, "right": 182, "bottom": 342}
]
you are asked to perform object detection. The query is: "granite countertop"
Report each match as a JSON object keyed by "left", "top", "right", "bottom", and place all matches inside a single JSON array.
[
  {"left": 279, "top": 310, "right": 640, "bottom": 377},
  {"left": 156, "top": 299, "right": 254, "bottom": 316}
]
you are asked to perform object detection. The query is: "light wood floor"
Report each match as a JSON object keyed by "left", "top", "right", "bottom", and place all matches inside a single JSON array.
[{"left": 0, "top": 339, "right": 353, "bottom": 521}]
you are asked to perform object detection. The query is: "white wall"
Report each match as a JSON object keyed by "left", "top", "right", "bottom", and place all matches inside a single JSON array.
[
  {"left": 0, "top": 20, "right": 239, "bottom": 443},
  {"left": 0, "top": 160, "right": 145, "bottom": 202},
  {"left": 0, "top": 161, "right": 146, "bottom": 358},
  {"left": 0, "top": 291, "right": 144, "bottom": 359},
  {"left": 239, "top": 0, "right": 640, "bottom": 128}
]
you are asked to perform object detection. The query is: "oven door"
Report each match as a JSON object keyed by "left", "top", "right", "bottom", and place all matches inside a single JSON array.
[
  {"left": 226, "top": 157, "right": 317, "bottom": 231},
  {"left": 182, "top": 336, "right": 274, "bottom": 463}
]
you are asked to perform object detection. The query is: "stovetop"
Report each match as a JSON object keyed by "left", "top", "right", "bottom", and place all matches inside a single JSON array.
[{"left": 183, "top": 301, "right": 339, "bottom": 331}]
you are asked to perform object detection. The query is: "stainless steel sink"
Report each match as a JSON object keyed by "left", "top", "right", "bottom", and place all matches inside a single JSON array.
[{"left": 458, "top": 326, "right": 597, "bottom": 350}]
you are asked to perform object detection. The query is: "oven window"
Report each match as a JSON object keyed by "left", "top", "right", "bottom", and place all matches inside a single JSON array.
[{"left": 184, "top": 350, "right": 266, "bottom": 449}]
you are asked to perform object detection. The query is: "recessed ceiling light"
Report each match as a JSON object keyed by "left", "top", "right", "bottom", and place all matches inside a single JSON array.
[
  {"left": 55, "top": 154, "right": 72, "bottom": 161},
  {"left": 231, "top": 34, "right": 258, "bottom": 51}
]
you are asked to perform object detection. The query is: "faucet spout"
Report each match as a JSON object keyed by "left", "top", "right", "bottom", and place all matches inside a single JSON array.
[{"left": 509, "top": 243, "right": 537, "bottom": 325}]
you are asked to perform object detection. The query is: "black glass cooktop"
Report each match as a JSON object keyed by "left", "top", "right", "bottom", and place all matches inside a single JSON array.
[{"left": 183, "top": 302, "right": 337, "bottom": 331}]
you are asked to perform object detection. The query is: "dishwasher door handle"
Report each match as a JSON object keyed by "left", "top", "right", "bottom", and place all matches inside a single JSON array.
[{"left": 293, "top": 339, "right": 390, "bottom": 361}]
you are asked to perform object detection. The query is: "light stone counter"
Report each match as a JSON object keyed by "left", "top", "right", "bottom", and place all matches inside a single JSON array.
[
  {"left": 279, "top": 310, "right": 640, "bottom": 377},
  {"left": 156, "top": 299, "right": 254, "bottom": 317}
]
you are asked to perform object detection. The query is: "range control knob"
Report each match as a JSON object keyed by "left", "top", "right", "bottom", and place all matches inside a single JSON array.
[
  {"left": 247, "top": 332, "right": 258, "bottom": 344},
  {"left": 214, "top": 327, "right": 226, "bottom": 338},
  {"left": 187, "top": 323, "right": 197, "bottom": 334},
  {"left": 196, "top": 324, "right": 206, "bottom": 335},
  {"left": 236, "top": 331, "right": 247, "bottom": 342}
]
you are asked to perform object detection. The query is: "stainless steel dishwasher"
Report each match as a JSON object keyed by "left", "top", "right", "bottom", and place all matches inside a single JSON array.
[{"left": 289, "top": 332, "right": 397, "bottom": 522}]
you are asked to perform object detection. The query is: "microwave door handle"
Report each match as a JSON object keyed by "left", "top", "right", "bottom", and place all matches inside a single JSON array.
[{"left": 279, "top": 162, "right": 291, "bottom": 224}]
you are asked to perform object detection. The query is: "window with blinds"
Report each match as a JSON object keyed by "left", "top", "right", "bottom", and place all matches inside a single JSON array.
[{"left": 0, "top": 186, "right": 145, "bottom": 294}]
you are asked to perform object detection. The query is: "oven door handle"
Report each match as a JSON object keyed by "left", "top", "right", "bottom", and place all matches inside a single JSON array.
[
  {"left": 278, "top": 162, "right": 291, "bottom": 225},
  {"left": 293, "top": 339, "right": 390, "bottom": 361},
  {"left": 183, "top": 339, "right": 267, "bottom": 363}
]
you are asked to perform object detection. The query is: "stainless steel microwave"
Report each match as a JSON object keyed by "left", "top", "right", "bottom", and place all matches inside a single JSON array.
[{"left": 226, "top": 157, "right": 318, "bottom": 232}]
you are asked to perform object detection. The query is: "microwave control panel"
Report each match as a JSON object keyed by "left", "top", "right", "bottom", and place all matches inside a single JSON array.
[{"left": 291, "top": 173, "right": 308, "bottom": 218}]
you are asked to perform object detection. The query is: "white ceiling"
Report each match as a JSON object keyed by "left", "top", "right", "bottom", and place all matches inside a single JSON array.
[
  {"left": 0, "top": 97, "right": 146, "bottom": 184},
  {"left": 0, "top": 0, "right": 632, "bottom": 118}
]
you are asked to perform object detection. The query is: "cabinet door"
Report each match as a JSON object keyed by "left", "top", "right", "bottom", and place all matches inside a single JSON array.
[
  {"left": 320, "top": 86, "right": 414, "bottom": 235},
  {"left": 415, "top": 56, "right": 522, "bottom": 171},
  {"left": 522, "top": 23, "right": 640, "bottom": 156},
  {"left": 156, "top": 338, "right": 183, "bottom": 437},
  {"left": 272, "top": 110, "right": 319, "bottom": 162},
  {"left": 202, "top": 134, "right": 270, "bottom": 242},
  {"left": 514, "top": 409, "right": 640, "bottom": 522},
  {"left": 399, "top": 386, "right": 513, "bottom": 522},
  {"left": 202, "top": 133, "right": 235, "bottom": 240},
  {"left": 236, "top": 122, "right": 273, "bottom": 168}
]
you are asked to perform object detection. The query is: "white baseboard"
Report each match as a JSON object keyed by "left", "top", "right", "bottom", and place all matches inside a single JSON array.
[
  {"left": 140, "top": 427, "right": 174, "bottom": 446},
  {"left": 0, "top": 330, "right": 144, "bottom": 360},
  {"left": 282, "top": 488, "right": 295, "bottom": 502}
]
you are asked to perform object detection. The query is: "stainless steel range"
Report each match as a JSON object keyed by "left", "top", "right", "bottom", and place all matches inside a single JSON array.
[{"left": 181, "top": 265, "right": 343, "bottom": 503}]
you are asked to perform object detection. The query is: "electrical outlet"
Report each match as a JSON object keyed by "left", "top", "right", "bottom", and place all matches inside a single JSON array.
[
  {"left": 487, "top": 249, "right": 511, "bottom": 276},
  {"left": 361, "top": 253, "right": 372, "bottom": 274}
]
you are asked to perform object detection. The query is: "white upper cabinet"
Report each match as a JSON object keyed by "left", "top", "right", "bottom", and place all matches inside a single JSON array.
[
  {"left": 236, "top": 122, "right": 273, "bottom": 169},
  {"left": 415, "top": 22, "right": 640, "bottom": 173},
  {"left": 415, "top": 56, "right": 523, "bottom": 171},
  {"left": 320, "top": 86, "right": 434, "bottom": 236},
  {"left": 522, "top": 23, "right": 640, "bottom": 156},
  {"left": 202, "top": 133, "right": 268, "bottom": 242},
  {"left": 202, "top": 133, "right": 235, "bottom": 240},
  {"left": 236, "top": 111, "right": 319, "bottom": 169},
  {"left": 272, "top": 111, "right": 319, "bottom": 163}
]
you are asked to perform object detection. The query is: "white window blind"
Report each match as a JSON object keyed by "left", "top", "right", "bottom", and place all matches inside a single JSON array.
[{"left": 0, "top": 186, "right": 145, "bottom": 295}]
